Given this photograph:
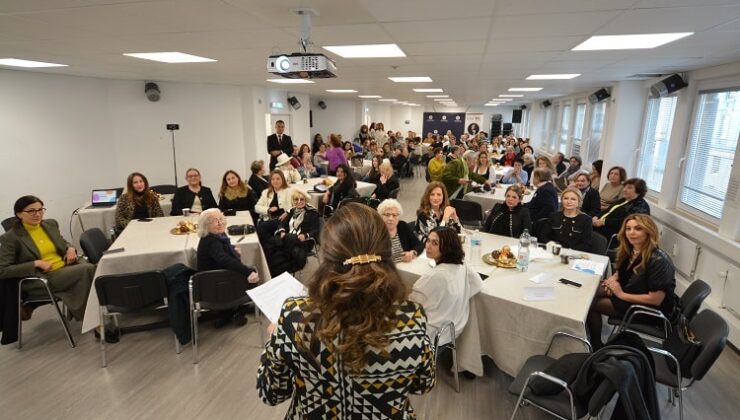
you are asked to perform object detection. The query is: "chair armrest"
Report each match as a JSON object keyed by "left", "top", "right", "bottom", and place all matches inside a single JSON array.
[
  {"left": 620, "top": 305, "right": 670, "bottom": 333},
  {"left": 546, "top": 331, "right": 592, "bottom": 356},
  {"left": 19, "top": 276, "right": 48, "bottom": 286},
  {"left": 524, "top": 371, "right": 569, "bottom": 391},
  {"left": 433, "top": 321, "right": 456, "bottom": 353},
  {"left": 647, "top": 346, "right": 682, "bottom": 382}
]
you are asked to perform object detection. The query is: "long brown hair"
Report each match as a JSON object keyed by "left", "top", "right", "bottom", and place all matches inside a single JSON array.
[
  {"left": 219, "top": 170, "right": 248, "bottom": 199},
  {"left": 417, "top": 181, "right": 450, "bottom": 215},
  {"left": 306, "top": 203, "right": 408, "bottom": 373},
  {"left": 126, "top": 172, "right": 157, "bottom": 205},
  {"left": 616, "top": 214, "right": 660, "bottom": 275}
]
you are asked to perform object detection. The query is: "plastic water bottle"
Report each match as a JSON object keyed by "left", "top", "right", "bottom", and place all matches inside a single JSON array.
[
  {"left": 470, "top": 230, "right": 482, "bottom": 262},
  {"left": 517, "top": 229, "right": 531, "bottom": 272}
]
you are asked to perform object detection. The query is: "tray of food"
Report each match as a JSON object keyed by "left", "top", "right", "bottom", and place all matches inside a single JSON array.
[
  {"left": 483, "top": 245, "right": 517, "bottom": 268},
  {"left": 170, "top": 220, "right": 197, "bottom": 235}
]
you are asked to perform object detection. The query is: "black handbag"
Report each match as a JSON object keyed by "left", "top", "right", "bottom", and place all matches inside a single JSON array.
[
  {"left": 663, "top": 314, "right": 702, "bottom": 378},
  {"left": 227, "top": 224, "right": 255, "bottom": 235}
]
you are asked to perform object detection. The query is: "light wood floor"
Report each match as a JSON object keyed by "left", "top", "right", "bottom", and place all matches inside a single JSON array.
[{"left": 2, "top": 175, "right": 739, "bottom": 419}]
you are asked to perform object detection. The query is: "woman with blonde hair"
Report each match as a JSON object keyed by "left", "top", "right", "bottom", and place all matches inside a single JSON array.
[
  {"left": 372, "top": 160, "right": 400, "bottom": 200},
  {"left": 257, "top": 203, "right": 436, "bottom": 417},
  {"left": 255, "top": 170, "right": 293, "bottom": 221},
  {"left": 586, "top": 214, "right": 676, "bottom": 349},
  {"left": 539, "top": 187, "right": 593, "bottom": 252}
]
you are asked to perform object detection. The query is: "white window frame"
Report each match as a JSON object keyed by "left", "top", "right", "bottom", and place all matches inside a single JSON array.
[
  {"left": 572, "top": 101, "right": 587, "bottom": 157},
  {"left": 585, "top": 100, "right": 607, "bottom": 164},
  {"left": 637, "top": 94, "right": 679, "bottom": 195}
]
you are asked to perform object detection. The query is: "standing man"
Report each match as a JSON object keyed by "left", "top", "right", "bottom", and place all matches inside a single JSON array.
[{"left": 267, "top": 120, "right": 293, "bottom": 171}]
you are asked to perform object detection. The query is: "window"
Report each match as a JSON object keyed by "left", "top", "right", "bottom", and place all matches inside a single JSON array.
[
  {"left": 549, "top": 104, "right": 559, "bottom": 152},
  {"left": 679, "top": 88, "right": 740, "bottom": 220},
  {"left": 586, "top": 101, "right": 606, "bottom": 164},
  {"left": 572, "top": 102, "right": 587, "bottom": 156},
  {"left": 558, "top": 104, "right": 571, "bottom": 154},
  {"left": 637, "top": 95, "right": 678, "bottom": 192}
]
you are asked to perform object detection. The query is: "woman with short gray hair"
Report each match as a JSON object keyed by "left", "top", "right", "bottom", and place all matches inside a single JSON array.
[{"left": 377, "top": 199, "right": 422, "bottom": 263}]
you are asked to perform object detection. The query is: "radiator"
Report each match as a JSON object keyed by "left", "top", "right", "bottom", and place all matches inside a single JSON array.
[
  {"left": 723, "top": 264, "right": 740, "bottom": 320},
  {"left": 659, "top": 225, "right": 700, "bottom": 279}
]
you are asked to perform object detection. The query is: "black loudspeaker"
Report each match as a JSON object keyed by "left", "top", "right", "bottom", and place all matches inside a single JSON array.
[
  {"left": 542, "top": 100, "right": 551, "bottom": 108},
  {"left": 145, "top": 82, "right": 160, "bottom": 102},
  {"left": 309, "top": 110, "right": 313, "bottom": 128},
  {"left": 317, "top": 100, "right": 327, "bottom": 109},
  {"left": 520, "top": 105, "right": 527, "bottom": 110},
  {"left": 502, "top": 123, "right": 513, "bottom": 135},
  {"left": 512, "top": 109, "right": 523, "bottom": 123},
  {"left": 650, "top": 74, "right": 688, "bottom": 98},
  {"left": 588, "top": 88, "right": 610, "bottom": 104},
  {"left": 287, "top": 96, "right": 301, "bottom": 110},
  {"left": 491, "top": 114, "right": 503, "bottom": 136}
]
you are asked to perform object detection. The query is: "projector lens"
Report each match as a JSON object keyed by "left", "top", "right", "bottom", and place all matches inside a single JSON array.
[{"left": 276, "top": 56, "right": 290, "bottom": 73}]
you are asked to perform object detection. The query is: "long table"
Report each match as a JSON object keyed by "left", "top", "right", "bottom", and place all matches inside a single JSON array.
[
  {"left": 290, "top": 177, "right": 377, "bottom": 208},
  {"left": 80, "top": 214, "right": 269, "bottom": 333},
  {"left": 396, "top": 231, "right": 608, "bottom": 377}
]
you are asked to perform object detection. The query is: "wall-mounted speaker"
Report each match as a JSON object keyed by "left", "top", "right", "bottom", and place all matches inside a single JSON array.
[
  {"left": 287, "top": 96, "right": 301, "bottom": 110},
  {"left": 520, "top": 105, "right": 527, "bottom": 110},
  {"left": 650, "top": 74, "right": 688, "bottom": 98},
  {"left": 512, "top": 109, "right": 523, "bottom": 123},
  {"left": 145, "top": 82, "right": 160, "bottom": 102},
  {"left": 542, "top": 100, "right": 551, "bottom": 108},
  {"left": 491, "top": 114, "right": 503, "bottom": 136},
  {"left": 588, "top": 88, "right": 611, "bottom": 104},
  {"left": 317, "top": 100, "right": 327, "bottom": 109}
]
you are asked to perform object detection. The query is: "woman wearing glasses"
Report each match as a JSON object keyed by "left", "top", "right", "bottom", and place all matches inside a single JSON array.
[
  {"left": 171, "top": 167, "right": 217, "bottom": 216},
  {"left": 0, "top": 196, "right": 95, "bottom": 323},
  {"left": 377, "top": 199, "right": 422, "bottom": 263}
]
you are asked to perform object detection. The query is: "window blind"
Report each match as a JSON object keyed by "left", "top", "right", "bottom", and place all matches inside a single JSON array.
[
  {"left": 587, "top": 101, "right": 606, "bottom": 163},
  {"left": 637, "top": 95, "right": 677, "bottom": 192},
  {"left": 572, "top": 103, "right": 587, "bottom": 157},
  {"left": 559, "top": 104, "right": 571, "bottom": 154}
]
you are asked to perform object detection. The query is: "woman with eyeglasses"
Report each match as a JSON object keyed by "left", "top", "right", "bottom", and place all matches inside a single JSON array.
[
  {"left": 377, "top": 199, "right": 422, "bottom": 263},
  {"left": 0, "top": 196, "right": 95, "bottom": 324},
  {"left": 170, "top": 167, "right": 217, "bottom": 216}
]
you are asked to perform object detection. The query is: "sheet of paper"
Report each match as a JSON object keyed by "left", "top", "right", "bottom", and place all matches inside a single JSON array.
[
  {"left": 529, "top": 273, "right": 551, "bottom": 284},
  {"left": 570, "top": 259, "right": 607, "bottom": 275},
  {"left": 511, "top": 246, "right": 554, "bottom": 261},
  {"left": 246, "top": 272, "right": 307, "bottom": 324},
  {"left": 523, "top": 286, "right": 556, "bottom": 301}
]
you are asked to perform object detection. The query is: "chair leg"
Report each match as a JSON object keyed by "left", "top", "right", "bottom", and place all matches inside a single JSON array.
[
  {"left": 192, "top": 307, "right": 199, "bottom": 364},
  {"left": 174, "top": 335, "right": 181, "bottom": 354},
  {"left": 17, "top": 285, "right": 23, "bottom": 349},
  {"left": 450, "top": 329, "right": 460, "bottom": 393},
  {"left": 676, "top": 387, "right": 684, "bottom": 420},
  {"left": 42, "top": 282, "right": 75, "bottom": 348},
  {"left": 256, "top": 305, "right": 264, "bottom": 345},
  {"left": 100, "top": 309, "right": 107, "bottom": 368}
]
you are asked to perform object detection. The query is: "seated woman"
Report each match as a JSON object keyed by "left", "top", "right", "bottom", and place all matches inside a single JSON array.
[
  {"left": 196, "top": 209, "right": 259, "bottom": 327},
  {"left": 500, "top": 157, "right": 529, "bottom": 185},
  {"left": 522, "top": 153, "right": 535, "bottom": 186},
  {"left": 526, "top": 167, "right": 559, "bottom": 224},
  {"left": 310, "top": 133, "right": 324, "bottom": 155},
  {"left": 473, "top": 151, "right": 492, "bottom": 181},
  {"left": 593, "top": 178, "right": 650, "bottom": 242},
  {"left": 255, "top": 170, "right": 293, "bottom": 220},
  {"left": 248, "top": 160, "right": 270, "bottom": 199},
  {"left": 482, "top": 185, "right": 532, "bottom": 238},
  {"left": 171, "top": 168, "right": 217, "bottom": 216},
  {"left": 343, "top": 141, "right": 354, "bottom": 160},
  {"left": 501, "top": 146, "right": 517, "bottom": 166},
  {"left": 574, "top": 172, "right": 601, "bottom": 217},
  {"left": 410, "top": 226, "right": 484, "bottom": 344},
  {"left": 600, "top": 166, "right": 626, "bottom": 210},
  {"left": 377, "top": 199, "right": 422, "bottom": 263},
  {"left": 312, "top": 143, "right": 329, "bottom": 175},
  {"left": 218, "top": 170, "right": 257, "bottom": 219},
  {"left": 300, "top": 151, "right": 318, "bottom": 178},
  {"left": 372, "top": 160, "right": 400, "bottom": 201},
  {"left": 587, "top": 214, "right": 675, "bottom": 349},
  {"left": 361, "top": 156, "right": 382, "bottom": 183},
  {"left": 0, "top": 196, "right": 95, "bottom": 322},
  {"left": 257, "top": 203, "right": 435, "bottom": 417},
  {"left": 276, "top": 153, "right": 302, "bottom": 184},
  {"left": 427, "top": 147, "right": 446, "bottom": 182},
  {"left": 322, "top": 164, "right": 359, "bottom": 215},
  {"left": 114, "top": 172, "right": 164, "bottom": 234},
  {"left": 415, "top": 181, "right": 461, "bottom": 240},
  {"left": 539, "top": 188, "right": 593, "bottom": 252}
]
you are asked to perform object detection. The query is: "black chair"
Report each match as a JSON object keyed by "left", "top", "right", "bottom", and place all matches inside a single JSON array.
[
  {"left": 646, "top": 309, "right": 728, "bottom": 420},
  {"left": 589, "top": 233, "right": 607, "bottom": 256},
  {"left": 189, "top": 270, "right": 260, "bottom": 363},
  {"left": 1, "top": 217, "right": 16, "bottom": 232},
  {"left": 609, "top": 279, "right": 712, "bottom": 341},
  {"left": 79, "top": 228, "right": 111, "bottom": 264},
  {"left": 151, "top": 184, "right": 177, "bottom": 195},
  {"left": 389, "top": 187, "right": 401, "bottom": 199},
  {"left": 533, "top": 217, "right": 550, "bottom": 240},
  {"left": 95, "top": 271, "right": 173, "bottom": 367},
  {"left": 17, "top": 276, "right": 75, "bottom": 349},
  {"left": 450, "top": 199, "right": 483, "bottom": 229}
]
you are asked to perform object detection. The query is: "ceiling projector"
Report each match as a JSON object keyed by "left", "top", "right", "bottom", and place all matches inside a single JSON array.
[{"left": 267, "top": 52, "right": 337, "bottom": 79}]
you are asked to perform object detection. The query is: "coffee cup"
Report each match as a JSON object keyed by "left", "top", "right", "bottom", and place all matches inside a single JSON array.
[
  {"left": 560, "top": 254, "right": 570, "bottom": 264},
  {"left": 551, "top": 244, "right": 562, "bottom": 256},
  {"left": 182, "top": 208, "right": 191, "bottom": 217}
]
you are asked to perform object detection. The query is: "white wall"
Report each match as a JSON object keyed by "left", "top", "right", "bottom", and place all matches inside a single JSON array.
[{"left": 310, "top": 98, "right": 360, "bottom": 143}]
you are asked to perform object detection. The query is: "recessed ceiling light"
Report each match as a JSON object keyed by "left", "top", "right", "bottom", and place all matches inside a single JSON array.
[
  {"left": 325, "top": 89, "right": 357, "bottom": 93},
  {"left": 426, "top": 95, "right": 449, "bottom": 98},
  {"left": 572, "top": 32, "right": 694, "bottom": 51},
  {"left": 413, "top": 88, "right": 443, "bottom": 92},
  {"left": 408, "top": 103, "right": 420, "bottom": 106},
  {"left": 358, "top": 95, "right": 382, "bottom": 98},
  {"left": 322, "top": 43, "right": 406, "bottom": 58},
  {"left": 266, "top": 78, "right": 315, "bottom": 84},
  {"left": 509, "top": 87, "right": 543, "bottom": 92},
  {"left": 388, "top": 76, "right": 433, "bottom": 83},
  {"left": 434, "top": 98, "right": 452, "bottom": 102},
  {"left": 123, "top": 52, "right": 216, "bottom": 63},
  {"left": 499, "top": 94, "right": 524, "bottom": 98},
  {"left": 485, "top": 103, "right": 500, "bottom": 107},
  {"left": 491, "top": 98, "right": 512, "bottom": 102},
  {"left": 526, "top": 74, "right": 581, "bottom": 80},
  {"left": 378, "top": 98, "right": 397, "bottom": 102},
  {"left": 0, "top": 58, "right": 68, "bottom": 68}
]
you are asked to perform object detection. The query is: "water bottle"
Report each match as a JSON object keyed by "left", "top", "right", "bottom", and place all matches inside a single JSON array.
[
  {"left": 470, "top": 230, "right": 482, "bottom": 262},
  {"left": 516, "top": 229, "right": 530, "bottom": 272}
]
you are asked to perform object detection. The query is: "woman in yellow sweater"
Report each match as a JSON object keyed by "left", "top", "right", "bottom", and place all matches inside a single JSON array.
[
  {"left": 427, "top": 147, "right": 446, "bottom": 181},
  {"left": 0, "top": 196, "right": 95, "bottom": 321}
]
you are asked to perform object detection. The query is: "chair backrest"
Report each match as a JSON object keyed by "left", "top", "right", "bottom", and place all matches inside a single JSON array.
[
  {"left": 688, "top": 309, "right": 728, "bottom": 380},
  {"left": 532, "top": 217, "right": 550, "bottom": 239},
  {"left": 1, "top": 217, "right": 16, "bottom": 232},
  {"left": 151, "top": 184, "right": 177, "bottom": 195},
  {"left": 680, "top": 279, "right": 711, "bottom": 320},
  {"left": 590, "top": 232, "right": 608, "bottom": 256},
  {"left": 95, "top": 271, "right": 167, "bottom": 310},
  {"left": 450, "top": 199, "right": 483, "bottom": 223},
  {"left": 79, "top": 228, "right": 111, "bottom": 264},
  {"left": 191, "top": 270, "right": 249, "bottom": 307},
  {"left": 389, "top": 187, "right": 401, "bottom": 199}
]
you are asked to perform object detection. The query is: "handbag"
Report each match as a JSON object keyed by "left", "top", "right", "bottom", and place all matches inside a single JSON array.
[
  {"left": 663, "top": 313, "right": 702, "bottom": 378},
  {"left": 227, "top": 224, "right": 255, "bottom": 235}
]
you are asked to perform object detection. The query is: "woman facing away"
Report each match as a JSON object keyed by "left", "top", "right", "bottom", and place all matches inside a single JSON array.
[{"left": 257, "top": 203, "right": 436, "bottom": 419}]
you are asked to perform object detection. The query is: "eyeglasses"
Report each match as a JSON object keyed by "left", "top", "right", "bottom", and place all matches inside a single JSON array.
[
  {"left": 381, "top": 213, "right": 400, "bottom": 218},
  {"left": 293, "top": 197, "right": 306, "bottom": 202},
  {"left": 23, "top": 208, "right": 46, "bottom": 215}
]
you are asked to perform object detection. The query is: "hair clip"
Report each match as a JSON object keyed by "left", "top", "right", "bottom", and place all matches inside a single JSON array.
[{"left": 343, "top": 254, "right": 382, "bottom": 266}]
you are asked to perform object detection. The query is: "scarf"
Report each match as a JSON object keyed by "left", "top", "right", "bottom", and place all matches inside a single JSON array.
[
  {"left": 223, "top": 184, "right": 248, "bottom": 201},
  {"left": 289, "top": 207, "right": 307, "bottom": 234}
]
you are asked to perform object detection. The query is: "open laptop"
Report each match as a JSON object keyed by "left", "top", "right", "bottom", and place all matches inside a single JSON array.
[{"left": 85, "top": 189, "right": 120, "bottom": 209}]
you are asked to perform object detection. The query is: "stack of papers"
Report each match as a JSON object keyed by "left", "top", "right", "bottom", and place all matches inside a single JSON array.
[
  {"left": 246, "top": 272, "right": 308, "bottom": 324},
  {"left": 570, "top": 259, "right": 607, "bottom": 275}
]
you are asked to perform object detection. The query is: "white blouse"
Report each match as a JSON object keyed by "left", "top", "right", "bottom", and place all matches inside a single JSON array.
[{"left": 255, "top": 187, "right": 294, "bottom": 215}]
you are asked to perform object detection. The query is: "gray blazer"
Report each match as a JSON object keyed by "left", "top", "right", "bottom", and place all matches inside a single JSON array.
[{"left": 0, "top": 219, "right": 72, "bottom": 279}]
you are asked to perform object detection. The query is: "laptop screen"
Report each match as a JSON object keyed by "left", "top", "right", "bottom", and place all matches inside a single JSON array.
[{"left": 91, "top": 189, "right": 119, "bottom": 205}]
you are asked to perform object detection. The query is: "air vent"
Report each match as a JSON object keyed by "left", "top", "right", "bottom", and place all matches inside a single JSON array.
[{"left": 626, "top": 73, "right": 669, "bottom": 79}]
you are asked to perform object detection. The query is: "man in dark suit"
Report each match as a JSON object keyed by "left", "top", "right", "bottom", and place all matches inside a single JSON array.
[{"left": 267, "top": 120, "right": 293, "bottom": 171}]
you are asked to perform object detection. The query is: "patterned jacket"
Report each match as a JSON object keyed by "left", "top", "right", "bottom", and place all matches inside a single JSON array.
[
  {"left": 114, "top": 193, "right": 164, "bottom": 230},
  {"left": 257, "top": 297, "right": 436, "bottom": 419}
]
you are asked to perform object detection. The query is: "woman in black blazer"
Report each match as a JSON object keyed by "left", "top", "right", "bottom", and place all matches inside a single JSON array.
[
  {"left": 539, "top": 188, "right": 593, "bottom": 252},
  {"left": 248, "top": 160, "right": 270, "bottom": 199},
  {"left": 575, "top": 172, "right": 601, "bottom": 217},
  {"left": 377, "top": 199, "right": 423, "bottom": 263},
  {"left": 171, "top": 168, "right": 217, "bottom": 215},
  {"left": 593, "top": 178, "right": 651, "bottom": 242},
  {"left": 483, "top": 185, "right": 532, "bottom": 238},
  {"left": 373, "top": 161, "right": 400, "bottom": 201}
]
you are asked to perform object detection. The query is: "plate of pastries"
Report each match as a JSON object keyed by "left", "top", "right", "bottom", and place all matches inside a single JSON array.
[
  {"left": 170, "top": 220, "right": 198, "bottom": 235},
  {"left": 483, "top": 245, "right": 517, "bottom": 268}
]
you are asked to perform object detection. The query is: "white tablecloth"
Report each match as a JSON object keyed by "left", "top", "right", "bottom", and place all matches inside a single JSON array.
[
  {"left": 71, "top": 194, "right": 173, "bottom": 248},
  {"left": 80, "top": 214, "right": 269, "bottom": 332},
  {"left": 290, "top": 177, "right": 377, "bottom": 208},
  {"left": 351, "top": 159, "right": 373, "bottom": 178},
  {"left": 396, "top": 231, "right": 608, "bottom": 377},
  {"left": 463, "top": 186, "right": 534, "bottom": 213}
]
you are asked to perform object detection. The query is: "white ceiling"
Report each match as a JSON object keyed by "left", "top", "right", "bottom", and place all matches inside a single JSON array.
[{"left": 1, "top": 0, "right": 740, "bottom": 106}]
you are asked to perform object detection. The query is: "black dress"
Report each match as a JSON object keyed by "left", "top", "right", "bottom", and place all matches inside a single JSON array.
[
  {"left": 539, "top": 212, "right": 593, "bottom": 252},
  {"left": 170, "top": 186, "right": 217, "bottom": 216},
  {"left": 482, "top": 203, "right": 532, "bottom": 238},
  {"left": 611, "top": 248, "right": 676, "bottom": 317}
]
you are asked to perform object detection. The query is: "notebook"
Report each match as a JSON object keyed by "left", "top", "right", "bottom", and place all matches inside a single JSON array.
[{"left": 86, "top": 189, "right": 119, "bottom": 208}]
